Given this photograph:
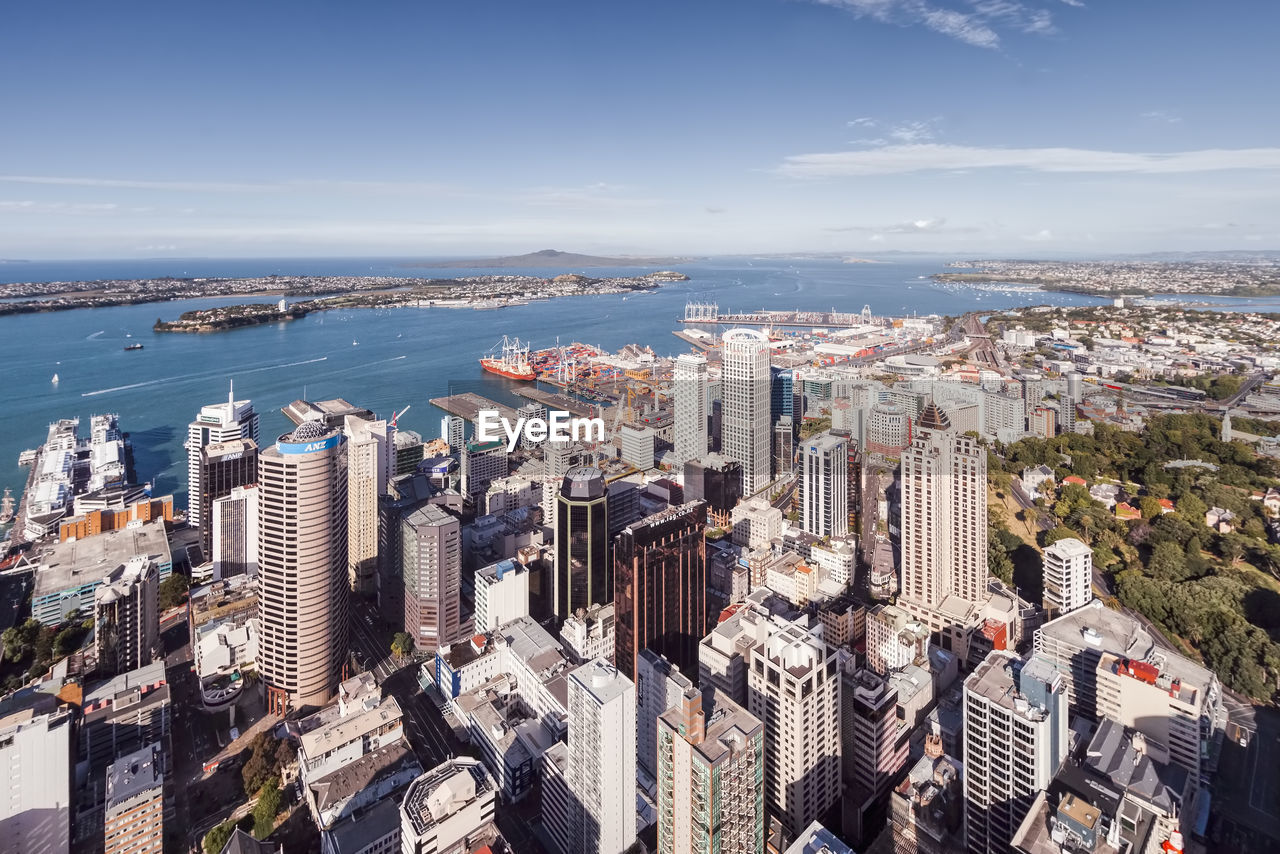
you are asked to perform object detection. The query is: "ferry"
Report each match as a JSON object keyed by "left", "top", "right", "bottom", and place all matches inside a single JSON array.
[
  {"left": 124, "top": 343, "right": 144, "bottom": 351},
  {"left": 0, "top": 488, "right": 13, "bottom": 524},
  {"left": 480, "top": 336, "right": 535, "bottom": 381}
]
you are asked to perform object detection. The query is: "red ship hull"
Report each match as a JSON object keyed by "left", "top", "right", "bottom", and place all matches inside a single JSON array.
[{"left": 480, "top": 358, "right": 536, "bottom": 381}]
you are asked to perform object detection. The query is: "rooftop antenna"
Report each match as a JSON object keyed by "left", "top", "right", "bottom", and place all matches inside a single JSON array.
[{"left": 228, "top": 378, "right": 234, "bottom": 406}]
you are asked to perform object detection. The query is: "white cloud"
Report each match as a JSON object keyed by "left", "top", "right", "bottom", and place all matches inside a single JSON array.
[
  {"left": 887, "top": 120, "right": 937, "bottom": 143},
  {"left": 1140, "top": 110, "right": 1183, "bottom": 124},
  {"left": 0, "top": 200, "right": 121, "bottom": 214},
  {"left": 811, "top": 0, "right": 1067, "bottom": 49},
  {"left": 1022, "top": 229, "right": 1054, "bottom": 241},
  {"left": 828, "top": 216, "right": 966, "bottom": 233},
  {"left": 779, "top": 143, "right": 1280, "bottom": 176}
]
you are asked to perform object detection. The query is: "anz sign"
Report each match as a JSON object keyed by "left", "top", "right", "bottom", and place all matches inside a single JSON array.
[{"left": 277, "top": 434, "right": 341, "bottom": 455}]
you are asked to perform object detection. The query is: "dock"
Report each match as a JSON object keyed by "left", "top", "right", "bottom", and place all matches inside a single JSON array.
[
  {"left": 429, "top": 393, "right": 519, "bottom": 426},
  {"left": 512, "top": 388, "right": 605, "bottom": 420}
]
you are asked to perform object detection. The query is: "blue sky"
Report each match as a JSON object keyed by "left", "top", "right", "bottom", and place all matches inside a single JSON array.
[{"left": 1, "top": 0, "right": 1277, "bottom": 258}]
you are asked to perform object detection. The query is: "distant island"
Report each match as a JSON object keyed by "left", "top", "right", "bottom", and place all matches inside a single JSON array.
[
  {"left": 402, "top": 248, "right": 696, "bottom": 269},
  {"left": 933, "top": 258, "right": 1280, "bottom": 297}
]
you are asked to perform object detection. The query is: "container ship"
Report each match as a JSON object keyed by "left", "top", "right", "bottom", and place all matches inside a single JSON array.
[{"left": 479, "top": 336, "right": 536, "bottom": 381}]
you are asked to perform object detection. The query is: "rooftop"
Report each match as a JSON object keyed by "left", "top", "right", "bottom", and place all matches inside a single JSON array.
[
  {"left": 401, "top": 757, "right": 494, "bottom": 838},
  {"left": 35, "top": 520, "right": 171, "bottom": 596},
  {"left": 323, "top": 795, "right": 402, "bottom": 854},
  {"left": 783, "top": 820, "right": 854, "bottom": 854},
  {"left": 299, "top": 695, "right": 402, "bottom": 760},
  {"left": 308, "top": 739, "right": 419, "bottom": 813},
  {"left": 569, "top": 659, "right": 633, "bottom": 705},
  {"left": 105, "top": 741, "right": 163, "bottom": 811}
]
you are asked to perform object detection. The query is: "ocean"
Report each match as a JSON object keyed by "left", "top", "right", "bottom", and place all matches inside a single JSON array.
[{"left": 0, "top": 254, "right": 1263, "bottom": 512}]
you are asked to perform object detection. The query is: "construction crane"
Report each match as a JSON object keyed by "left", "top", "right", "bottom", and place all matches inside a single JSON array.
[{"left": 391, "top": 404, "right": 411, "bottom": 427}]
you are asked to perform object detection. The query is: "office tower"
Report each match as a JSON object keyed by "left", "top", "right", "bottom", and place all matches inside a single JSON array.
[
  {"left": 1061, "top": 372, "right": 1081, "bottom": 434},
  {"left": 773, "top": 415, "right": 795, "bottom": 478},
  {"left": 656, "top": 688, "right": 765, "bottom": 854},
  {"left": 866, "top": 401, "right": 909, "bottom": 458},
  {"left": 899, "top": 404, "right": 987, "bottom": 609},
  {"left": 620, "top": 424, "right": 657, "bottom": 470},
  {"left": 103, "top": 742, "right": 164, "bottom": 854},
  {"left": 1018, "top": 371, "right": 1045, "bottom": 419},
  {"left": 462, "top": 439, "right": 508, "bottom": 498},
  {"left": 474, "top": 558, "right": 530, "bottom": 632},
  {"left": 211, "top": 484, "right": 259, "bottom": 579},
  {"left": 1042, "top": 538, "right": 1092, "bottom": 616},
  {"left": 393, "top": 428, "right": 425, "bottom": 475},
  {"left": 93, "top": 556, "right": 159, "bottom": 676},
  {"left": 400, "top": 757, "right": 501, "bottom": 854},
  {"left": 441, "top": 415, "right": 465, "bottom": 454},
  {"left": 517, "top": 401, "right": 548, "bottom": 449},
  {"left": 682, "top": 454, "right": 743, "bottom": 519},
  {"left": 674, "top": 353, "right": 709, "bottom": 467},
  {"left": 197, "top": 437, "right": 258, "bottom": 558},
  {"left": 866, "top": 603, "right": 929, "bottom": 676},
  {"left": 0, "top": 708, "right": 73, "bottom": 854},
  {"left": 747, "top": 618, "right": 841, "bottom": 839},
  {"left": 613, "top": 502, "right": 707, "bottom": 682},
  {"left": 891, "top": 742, "right": 963, "bottom": 854},
  {"left": 833, "top": 432, "right": 862, "bottom": 535},
  {"left": 1029, "top": 406, "right": 1056, "bottom": 439},
  {"left": 346, "top": 415, "right": 392, "bottom": 595},
  {"left": 842, "top": 668, "right": 910, "bottom": 810},
  {"left": 555, "top": 467, "right": 609, "bottom": 621},
  {"left": 636, "top": 649, "right": 694, "bottom": 782},
  {"left": 721, "top": 328, "right": 772, "bottom": 496},
  {"left": 257, "top": 421, "right": 349, "bottom": 714},
  {"left": 187, "top": 385, "right": 259, "bottom": 522},
  {"left": 567, "top": 659, "right": 637, "bottom": 854},
  {"left": 800, "top": 431, "right": 848, "bottom": 538},
  {"left": 402, "top": 503, "right": 466, "bottom": 653},
  {"left": 963, "top": 652, "right": 1067, "bottom": 854}
]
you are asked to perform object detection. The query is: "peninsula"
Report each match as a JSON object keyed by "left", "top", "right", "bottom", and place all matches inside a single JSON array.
[
  {"left": 401, "top": 248, "right": 696, "bottom": 268},
  {"left": 933, "top": 258, "right": 1280, "bottom": 297}
]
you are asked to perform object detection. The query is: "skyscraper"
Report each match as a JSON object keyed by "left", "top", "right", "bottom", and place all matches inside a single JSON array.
[
  {"left": 93, "top": 556, "right": 159, "bottom": 677},
  {"left": 441, "top": 415, "right": 465, "bottom": 454},
  {"left": 257, "top": 421, "right": 349, "bottom": 714},
  {"left": 402, "top": 503, "right": 468, "bottom": 653},
  {"left": 197, "top": 437, "right": 258, "bottom": 557},
  {"left": 555, "top": 467, "right": 609, "bottom": 622},
  {"left": 211, "top": 484, "right": 259, "bottom": 579},
  {"left": 567, "top": 659, "right": 637, "bottom": 854},
  {"left": 346, "top": 415, "right": 392, "bottom": 595},
  {"left": 800, "top": 431, "right": 848, "bottom": 538},
  {"left": 656, "top": 687, "right": 764, "bottom": 854},
  {"left": 0, "top": 708, "right": 73, "bottom": 854},
  {"left": 636, "top": 649, "right": 693, "bottom": 783},
  {"left": 747, "top": 616, "right": 842, "bottom": 840},
  {"left": 673, "top": 353, "right": 708, "bottom": 467},
  {"left": 103, "top": 742, "right": 165, "bottom": 854},
  {"left": 963, "top": 652, "right": 1066, "bottom": 854},
  {"left": 899, "top": 403, "right": 987, "bottom": 609},
  {"left": 186, "top": 385, "right": 259, "bottom": 522},
  {"left": 1042, "top": 537, "right": 1092, "bottom": 617},
  {"left": 721, "top": 328, "right": 772, "bottom": 496},
  {"left": 613, "top": 501, "right": 708, "bottom": 683}
]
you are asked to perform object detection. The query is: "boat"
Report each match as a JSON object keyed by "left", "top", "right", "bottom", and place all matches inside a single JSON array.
[
  {"left": 124, "top": 343, "right": 144, "bottom": 351},
  {"left": 51, "top": 373, "right": 59, "bottom": 384},
  {"left": 352, "top": 340, "right": 359, "bottom": 346},
  {"left": 0, "top": 488, "right": 13, "bottom": 524},
  {"left": 480, "top": 336, "right": 536, "bottom": 381}
]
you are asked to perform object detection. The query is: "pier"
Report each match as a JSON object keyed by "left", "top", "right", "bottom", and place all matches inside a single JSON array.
[
  {"left": 429, "top": 393, "right": 519, "bottom": 427},
  {"left": 512, "top": 387, "right": 607, "bottom": 420},
  {"left": 681, "top": 301, "right": 879, "bottom": 329}
]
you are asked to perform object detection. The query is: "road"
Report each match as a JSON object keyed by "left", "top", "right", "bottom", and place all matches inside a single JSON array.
[{"left": 1222, "top": 370, "right": 1268, "bottom": 410}]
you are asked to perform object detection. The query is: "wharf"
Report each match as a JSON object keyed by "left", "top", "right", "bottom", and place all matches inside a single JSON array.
[
  {"left": 512, "top": 388, "right": 602, "bottom": 419},
  {"left": 429, "top": 393, "right": 519, "bottom": 425},
  {"left": 672, "top": 330, "right": 719, "bottom": 354}
]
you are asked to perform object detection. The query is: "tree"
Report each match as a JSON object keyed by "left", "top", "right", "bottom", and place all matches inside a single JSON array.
[
  {"left": 252, "top": 777, "right": 282, "bottom": 840},
  {"left": 1148, "top": 541, "right": 1187, "bottom": 582},
  {"left": 159, "top": 573, "right": 191, "bottom": 610},
  {"left": 1139, "top": 496, "right": 1163, "bottom": 521},
  {"left": 391, "top": 632, "right": 415, "bottom": 659},
  {"left": 203, "top": 820, "right": 237, "bottom": 854},
  {"left": 1177, "top": 493, "right": 1207, "bottom": 524},
  {"left": 1219, "top": 534, "right": 1247, "bottom": 566},
  {"left": 240, "top": 732, "right": 282, "bottom": 797}
]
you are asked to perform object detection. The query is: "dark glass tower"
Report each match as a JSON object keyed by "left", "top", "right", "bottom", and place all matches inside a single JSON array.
[{"left": 555, "top": 467, "right": 609, "bottom": 621}]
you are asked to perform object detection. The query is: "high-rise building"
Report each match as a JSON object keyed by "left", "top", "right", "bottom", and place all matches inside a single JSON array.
[
  {"left": 474, "top": 558, "right": 530, "bottom": 632},
  {"left": 682, "top": 454, "right": 743, "bottom": 520},
  {"left": 866, "top": 401, "right": 910, "bottom": 459},
  {"left": 620, "top": 424, "right": 657, "bottom": 471},
  {"left": 186, "top": 386, "right": 259, "bottom": 522},
  {"left": 211, "top": 484, "right": 259, "bottom": 579},
  {"left": 257, "top": 421, "right": 349, "bottom": 714},
  {"left": 842, "top": 667, "right": 910, "bottom": 810},
  {"left": 773, "top": 415, "right": 795, "bottom": 479},
  {"left": 747, "top": 617, "right": 842, "bottom": 839},
  {"left": 635, "top": 649, "right": 693, "bottom": 783},
  {"left": 1042, "top": 538, "right": 1092, "bottom": 616},
  {"left": 566, "top": 659, "right": 637, "bottom": 854},
  {"left": 613, "top": 501, "right": 708, "bottom": 683},
  {"left": 197, "top": 437, "right": 258, "bottom": 558},
  {"left": 899, "top": 404, "right": 987, "bottom": 609},
  {"left": 963, "top": 652, "right": 1067, "bottom": 854},
  {"left": 402, "top": 503, "right": 468, "bottom": 653},
  {"left": 346, "top": 415, "right": 392, "bottom": 595},
  {"left": 1061, "top": 372, "right": 1082, "bottom": 434},
  {"left": 103, "top": 742, "right": 165, "bottom": 854},
  {"left": 93, "top": 555, "right": 159, "bottom": 676},
  {"left": 440, "top": 415, "right": 465, "bottom": 454},
  {"left": 0, "top": 708, "right": 73, "bottom": 854},
  {"left": 800, "top": 431, "right": 848, "bottom": 538},
  {"left": 721, "top": 328, "right": 772, "bottom": 496},
  {"left": 462, "top": 439, "right": 508, "bottom": 498},
  {"left": 555, "top": 467, "right": 610, "bottom": 622},
  {"left": 399, "top": 757, "right": 502, "bottom": 854},
  {"left": 656, "top": 687, "right": 765, "bottom": 854},
  {"left": 674, "top": 353, "right": 709, "bottom": 468}
]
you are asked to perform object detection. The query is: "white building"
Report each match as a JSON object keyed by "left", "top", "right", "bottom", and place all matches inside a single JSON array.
[
  {"left": 963, "top": 652, "right": 1067, "bottom": 854},
  {"left": 747, "top": 615, "right": 841, "bottom": 839},
  {"left": 635, "top": 649, "right": 693, "bottom": 785},
  {"left": 673, "top": 353, "right": 709, "bottom": 468},
  {"left": 1042, "top": 538, "right": 1092, "bottom": 616},
  {"left": 721, "top": 329, "right": 772, "bottom": 496},
  {"left": 0, "top": 708, "right": 74, "bottom": 854},
  {"left": 399, "top": 757, "right": 500, "bottom": 854},
  {"left": 346, "top": 415, "right": 393, "bottom": 595},
  {"left": 566, "top": 659, "right": 637, "bottom": 854},
  {"left": 620, "top": 425, "right": 657, "bottom": 471},
  {"left": 560, "top": 602, "right": 615, "bottom": 665},
  {"left": 473, "top": 559, "right": 530, "bottom": 633},
  {"left": 211, "top": 484, "right": 259, "bottom": 579},
  {"left": 186, "top": 386, "right": 259, "bottom": 521},
  {"left": 799, "top": 431, "right": 848, "bottom": 539},
  {"left": 730, "top": 497, "right": 782, "bottom": 550}
]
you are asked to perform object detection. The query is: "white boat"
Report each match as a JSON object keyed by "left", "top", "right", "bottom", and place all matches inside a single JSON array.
[
  {"left": 51, "top": 373, "right": 59, "bottom": 384},
  {"left": 352, "top": 340, "right": 358, "bottom": 346}
]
